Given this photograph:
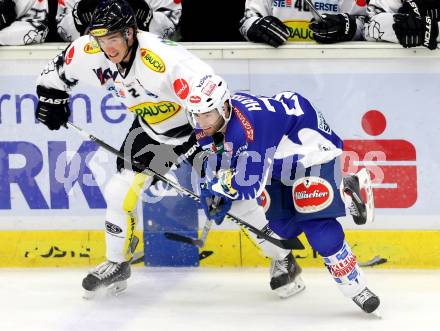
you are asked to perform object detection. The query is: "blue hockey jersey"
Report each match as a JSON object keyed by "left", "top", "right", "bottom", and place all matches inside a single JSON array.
[{"left": 196, "top": 91, "right": 343, "bottom": 200}]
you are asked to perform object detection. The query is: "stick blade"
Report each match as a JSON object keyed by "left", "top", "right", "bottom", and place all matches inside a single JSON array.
[{"left": 164, "top": 232, "right": 198, "bottom": 246}]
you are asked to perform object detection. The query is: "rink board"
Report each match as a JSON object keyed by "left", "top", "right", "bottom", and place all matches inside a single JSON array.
[
  {"left": 2, "top": 44, "right": 440, "bottom": 270},
  {"left": 0, "top": 229, "right": 439, "bottom": 268}
]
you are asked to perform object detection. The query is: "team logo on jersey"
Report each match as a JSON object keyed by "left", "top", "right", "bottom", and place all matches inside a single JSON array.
[
  {"left": 189, "top": 95, "right": 201, "bottom": 103},
  {"left": 292, "top": 176, "right": 334, "bottom": 213},
  {"left": 232, "top": 107, "right": 254, "bottom": 142},
  {"left": 128, "top": 101, "right": 181, "bottom": 124},
  {"left": 84, "top": 40, "right": 101, "bottom": 54},
  {"left": 173, "top": 78, "right": 189, "bottom": 99},
  {"left": 259, "top": 189, "right": 271, "bottom": 213},
  {"left": 65, "top": 46, "right": 74, "bottom": 65},
  {"left": 140, "top": 48, "right": 165, "bottom": 73}
]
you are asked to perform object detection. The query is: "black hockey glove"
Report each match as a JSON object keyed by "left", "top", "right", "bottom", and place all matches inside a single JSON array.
[
  {"left": 393, "top": 14, "right": 438, "bottom": 50},
  {"left": 399, "top": 0, "right": 440, "bottom": 21},
  {"left": 36, "top": 86, "right": 71, "bottom": 131},
  {"left": 309, "top": 13, "right": 357, "bottom": 44},
  {"left": 0, "top": 0, "right": 16, "bottom": 30},
  {"left": 73, "top": 0, "right": 99, "bottom": 35},
  {"left": 129, "top": 0, "right": 152, "bottom": 31},
  {"left": 247, "top": 16, "right": 290, "bottom": 48}
]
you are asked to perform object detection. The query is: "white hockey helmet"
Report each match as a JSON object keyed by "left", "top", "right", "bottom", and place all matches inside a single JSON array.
[{"left": 185, "top": 74, "right": 231, "bottom": 129}]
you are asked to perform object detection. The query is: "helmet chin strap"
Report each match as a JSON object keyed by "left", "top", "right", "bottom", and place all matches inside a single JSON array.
[{"left": 119, "top": 29, "right": 134, "bottom": 65}]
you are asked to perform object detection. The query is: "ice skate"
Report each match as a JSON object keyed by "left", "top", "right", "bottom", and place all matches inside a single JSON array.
[
  {"left": 343, "top": 168, "right": 374, "bottom": 225},
  {"left": 270, "top": 252, "right": 305, "bottom": 298},
  {"left": 82, "top": 260, "right": 131, "bottom": 299},
  {"left": 352, "top": 287, "right": 380, "bottom": 313}
]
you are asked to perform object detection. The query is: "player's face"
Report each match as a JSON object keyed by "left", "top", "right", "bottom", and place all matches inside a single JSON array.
[
  {"left": 95, "top": 31, "right": 130, "bottom": 64},
  {"left": 193, "top": 109, "right": 224, "bottom": 136}
]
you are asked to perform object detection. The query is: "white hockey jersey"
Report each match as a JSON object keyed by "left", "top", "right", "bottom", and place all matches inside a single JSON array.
[
  {"left": 239, "top": 0, "right": 367, "bottom": 42},
  {"left": 37, "top": 32, "right": 214, "bottom": 145},
  {"left": 364, "top": 0, "right": 440, "bottom": 44},
  {"left": 0, "top": 0, "right": 48, "bottom": 45},
  {"left": 56, "top": 0, "right": 181, "bottom": 42}
]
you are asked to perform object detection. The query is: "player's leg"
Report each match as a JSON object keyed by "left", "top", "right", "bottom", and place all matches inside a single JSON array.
[
  {"left": 301, "top": 218, "right": 380, "bottom": 313},
  {"left": 253, "top": 180, "right": 307, "bottom": 298},
  {"left": 230, "top": 199, "right": 305, "bottom": 298},
  {"left": 82, "top": 118, "right": 172, "bottom": 297}
]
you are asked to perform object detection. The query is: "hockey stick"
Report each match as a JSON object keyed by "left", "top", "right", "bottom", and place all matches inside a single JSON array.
[
  {"left": 304, "top": 0, "right": 323, "bottom": 22},
  {"left": 65, "top": 122, "right": 302, "bottom": 250},
  {"left": 164, "top": 219, "right": 213, "bottom": 248}
]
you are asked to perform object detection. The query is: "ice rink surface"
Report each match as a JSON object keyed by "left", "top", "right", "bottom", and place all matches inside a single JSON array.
[{"left": 0, "top": 267, "right": 438, "bottom": 331}]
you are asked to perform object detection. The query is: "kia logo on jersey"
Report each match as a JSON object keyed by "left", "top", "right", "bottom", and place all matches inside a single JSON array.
[
  {"left": 292, "top": 177, "right": 334, "bottom": 213},
  {"left": 173, "top": 78, "right": 189, "bottom": 99}
]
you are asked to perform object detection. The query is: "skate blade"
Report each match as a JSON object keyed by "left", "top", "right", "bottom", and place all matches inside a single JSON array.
[
  {"left": 107, "top": 280, "right": 127, "bottom": 296},
  {"left": 81, "top": 280, "right": 128, "bottom": 300},
  {"left": 274, "top": 276, "right": 306, "bottom": 299}
]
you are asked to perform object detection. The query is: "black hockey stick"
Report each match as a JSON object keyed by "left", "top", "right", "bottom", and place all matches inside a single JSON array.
[
  {"left": 164, "top": 219, "right": 213, "bottom": 248},
  {"left": 66, "top": 122, "right": 302, "bottom": 250}
]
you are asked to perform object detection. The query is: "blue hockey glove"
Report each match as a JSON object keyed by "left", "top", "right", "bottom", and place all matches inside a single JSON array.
[{"left": 200, "top": 183, "right": 232, "bottom": 225}]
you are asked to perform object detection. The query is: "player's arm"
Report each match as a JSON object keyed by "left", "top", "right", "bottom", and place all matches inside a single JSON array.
[
  {"left": 36, "top": 42, "right": 81, "bottom": 130},
  {"left": 239, "top": 0, "right": 290, "bottom": 47},
  {"left": 0, "top": 0, "right": 48, "bottom": 45},
  {"left": 309, "top": 0, "right": 367, "bottom": 43},
  {"left": 56, "top": 0, "right": 83, "bottom": 41},
  {"left": 364, "top": 0, "right": 439, "bottom": 49},
  {"left": 136, "top": 0, "right": 182, "bottom": 38}
]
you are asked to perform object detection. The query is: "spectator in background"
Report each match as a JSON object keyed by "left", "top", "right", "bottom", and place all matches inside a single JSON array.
[
  {"left": 239, "top": 0, "right": 367, "bottom": 47},
  {"left": 0, "top": 0, "right": 49, "bottom": 45},
  {"left": 179, "top": 0, "right": 246, "bottom": 41},
  {"left": 364, "top": 0, "right": 440, "bottom": 50},
  {"left": 56, "top": 0, "right": 181, "bottom": 42}
]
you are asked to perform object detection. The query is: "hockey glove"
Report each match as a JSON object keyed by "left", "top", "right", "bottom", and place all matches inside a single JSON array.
[
  {"left": 74, "top": 0, "right": 99, "bottom": 35},
  {"left": 393, "top": 14, "right": 438, "bottom": 50},
  {"left": 0, "top": 0, "right": 16, "bottom": 30},
  {"left": 310, "top": 13, "right": 357, "bottom": 44},
  {"left": 129, "top": 0, "right": 152, "bottom": 31},
  {"left": 36, "top": 86, "right": 71, "bottom": 131},
  {"left": 247, "top": 16, "right": 290, "bottom": 48},
  {"left": 200, "top": 183, "right": 232, "bottom": 225},
  {"left": 399, "top": 0, "right": 440, "bottom": 21}
]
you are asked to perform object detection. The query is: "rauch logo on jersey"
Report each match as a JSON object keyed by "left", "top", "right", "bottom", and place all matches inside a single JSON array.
[
  {"left": 140, "top": 48, "right": 165, "bottom": 73},
  {"left": 84, "top": 41, "right": 101, "bottom": 54},
  {"left": 128, "top": 101, "right": 181, "bottom": 124},
  {"left": 292, "top": 177, "right": 334, "bottom": 213}
]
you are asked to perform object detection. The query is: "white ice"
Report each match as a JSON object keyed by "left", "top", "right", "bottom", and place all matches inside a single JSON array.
[{"left": 0, "top": 268, "right": 438, "bottom": 331}]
